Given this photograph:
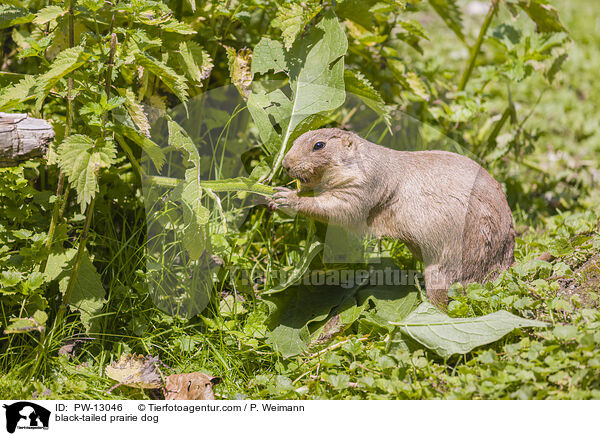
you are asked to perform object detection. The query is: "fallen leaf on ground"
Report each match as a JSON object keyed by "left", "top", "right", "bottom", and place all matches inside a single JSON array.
[
  {"left": 105, "top": 354, "right": 163, "bottom": 390},
  {"left": 164, "top": 372, "right": 221, "bottom": 400}
]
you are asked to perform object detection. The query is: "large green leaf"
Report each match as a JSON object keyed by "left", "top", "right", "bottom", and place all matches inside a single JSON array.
[
  {"left": 392, "top": 302, "right": 549, "bottom": 359},
  {"left": 47, "top": 249, "right": 106, "bottom": 332},
  {"left": 249, "top": 11, "right": 348, "bottom": 180},
  {"left": 57, "top": 134, "right": 116, "bottom": 212},
  {"left": 265, "top": 261, "right": 419, "bottom": 357},
  {"left": 251, "top": 38, "right": 288, "bottom": 75}
]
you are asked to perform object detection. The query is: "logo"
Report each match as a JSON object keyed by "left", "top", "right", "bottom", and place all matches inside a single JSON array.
[{"left": 2, "top": 402, "right": 50, "bottom": 433}]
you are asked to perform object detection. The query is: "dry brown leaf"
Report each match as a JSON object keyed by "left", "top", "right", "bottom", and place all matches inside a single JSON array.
[
  {"left": 105, "top": 354, "right": 163, "bottom": 390},
  {"left": 164, "top": 372, "right": 221, "bottom": 400}
]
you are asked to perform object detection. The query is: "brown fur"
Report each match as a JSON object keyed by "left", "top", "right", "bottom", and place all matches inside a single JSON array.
[{"left": 270, "top": 128, "right": 515, "bottom": 306}]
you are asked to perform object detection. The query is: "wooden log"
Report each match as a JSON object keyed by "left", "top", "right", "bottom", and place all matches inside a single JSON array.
[{"left": 0, "top": 112, "right": 55, "bottom": 167}]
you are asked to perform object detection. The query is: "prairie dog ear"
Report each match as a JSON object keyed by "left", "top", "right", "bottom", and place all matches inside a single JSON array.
[{"left": 340, "top": 132, "right": 356, "bottom": 148}]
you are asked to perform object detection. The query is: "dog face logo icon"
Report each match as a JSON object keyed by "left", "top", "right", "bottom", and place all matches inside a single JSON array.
[{"left": 3, "top": 402, "right": 50, "bottom": 433}]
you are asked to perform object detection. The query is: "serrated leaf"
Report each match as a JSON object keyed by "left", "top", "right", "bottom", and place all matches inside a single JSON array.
[
  {"left": 118, "top": 88, "right": 150, "bottom": 137},
  {"left": 0, "top": 5, "right": 34, "bottom": 29},
  {"left": 226, "top": 46, "right": 253, "bottom": 100},
  {"left": 272, "top": 3, "right": 308, "bottom": 50},
  {"left": 177, "top": 41, "right": 213, "bottom": 83},
  {"left": 344, "top": 70, "right": 391, "bottom": 130},
  {"left": 392, "top": 302, "right": 549, "bottom": 358},
  {"left": 518, "top": 0, "right": 567, "bottom": 33},
  {"left": 161, "top": 19, "right": 196, "bottom": 34},
  {"left": 35, "top": 45, "right": 90, "bottom": 112},
  {"left": 405, "top": 71, "right": 430, "bottom": 101},
  {"left": 0, "top": 75, "right": 36, "bottom": 111},
  {"left": 251, "top": 38, "right": 287, "bottom": 75},
  {"left": 134, "top": 52, "right": 188, "bottom": 103},
  {"left": 57, "top": 135, "right": 116, "bottom": 211},
  {"left": 427, "top": 0, "right": 464, "bottom": 41},
  {"left": 33, "top": 5, "right": 66, "bottom": 25}
]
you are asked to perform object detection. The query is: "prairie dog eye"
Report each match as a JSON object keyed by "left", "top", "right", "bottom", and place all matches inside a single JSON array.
[{"left": 313, "top": 141, "right": 326, "bottom": 151}]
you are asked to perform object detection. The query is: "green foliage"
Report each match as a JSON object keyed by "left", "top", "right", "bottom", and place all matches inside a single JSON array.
[
  {"left": 394, "top": 302, "right": 548, "bottom": 359},
  {"left": 57, "top": 135, "right": 116, "bottom": 211},
  {"left": 0, "top": 0, "right": 597, "bottom": 401}
]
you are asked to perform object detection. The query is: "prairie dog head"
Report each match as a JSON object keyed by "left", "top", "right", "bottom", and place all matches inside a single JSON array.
[{"left": 282, "top": 128, "right": 362, "bottom": 189}]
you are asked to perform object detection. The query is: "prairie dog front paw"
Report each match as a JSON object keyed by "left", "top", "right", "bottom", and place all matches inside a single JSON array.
[{"left": 268, "top": 187, "right": 300, "bottom": 214}]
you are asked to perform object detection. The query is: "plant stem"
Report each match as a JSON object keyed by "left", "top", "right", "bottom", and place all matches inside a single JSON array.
[
  {"left": 485, "top": 106, "right": 511, "bottom": 148},
  {"left": 458, "top": 0, "right": 499, "bottom": 92},
  {"left": 42, "top": 0, "right": 76, "bottom": 268},
  {"left": 54, "top": 196, "right": 96, "bottom": 328}
]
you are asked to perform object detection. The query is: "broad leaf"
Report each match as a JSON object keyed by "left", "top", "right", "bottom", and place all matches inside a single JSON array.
[
  {"left": 57, "top": 134, "right": 116, "bottom": 211},
  {"left": 35, "top": 45, "right": 90, "bottom": 112},
  {"left": 33, "top": 5, "right": 66, "bottom": 25},
  {"left": 392, "top": 302, "right": 549, "bottom": 358},
  {"left": 226, "top": 46, "right": 253, "bottom": 99},
  {"left": 249, "top": 11, "right": 348, "bottom": 179}
]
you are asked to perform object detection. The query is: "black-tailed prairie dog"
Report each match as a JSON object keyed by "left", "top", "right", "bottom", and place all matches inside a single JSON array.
[{"left": 269, "top": 128, "right": 515, "bottom": 306}]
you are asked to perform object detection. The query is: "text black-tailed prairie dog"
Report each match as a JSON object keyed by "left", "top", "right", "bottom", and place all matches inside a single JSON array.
[{"left": 269, "top": 128, "right": 515, "bottom": 306}]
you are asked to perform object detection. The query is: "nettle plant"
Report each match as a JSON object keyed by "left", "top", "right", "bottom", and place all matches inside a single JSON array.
[{"left": 0, "top": 0, "right": 569, "bottom": 358}]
